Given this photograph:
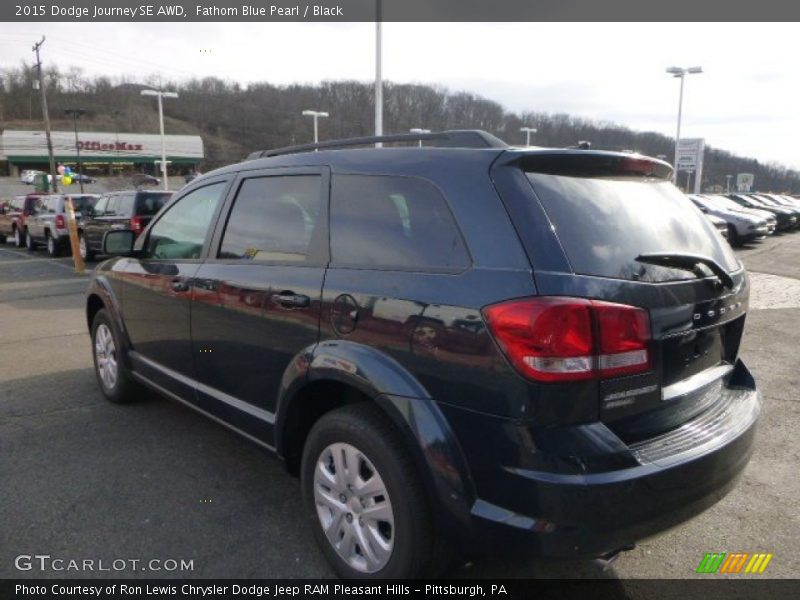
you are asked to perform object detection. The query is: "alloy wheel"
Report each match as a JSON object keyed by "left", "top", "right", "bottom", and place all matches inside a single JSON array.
[
  {"left": 47, "top": 236, "right": 55, "bottom": 255},
  {"left": 14, "top": 228, "right": 21, "bottom": 246},
  {"left": 94, "top": 323, "right": 118, "bottom": 391},
  {"left": 79, "top": 235, "right": 87, "bottom": 260},
  {"left": 314, "top": 442, "right": 395, "bottom": 573}
]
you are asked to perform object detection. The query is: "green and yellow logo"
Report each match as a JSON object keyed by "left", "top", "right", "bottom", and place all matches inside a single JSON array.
[{"left": 697, "top": 552, "right": 773, "bottom": 574}]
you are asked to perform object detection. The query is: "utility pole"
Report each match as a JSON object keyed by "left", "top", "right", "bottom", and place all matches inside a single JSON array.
[
  {"left": 32, "top": 36, "right": 58, "bottom": 193},
  {"left": 374, "top": 0, "right": 383, "bottom": 147},
  {"left": 141, "top": 89, "right": 179, "bottom": 190}
]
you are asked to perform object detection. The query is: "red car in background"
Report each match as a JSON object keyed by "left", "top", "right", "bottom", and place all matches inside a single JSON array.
[{"left": 0, "top": 193, "right": 46, "bottom": 247}]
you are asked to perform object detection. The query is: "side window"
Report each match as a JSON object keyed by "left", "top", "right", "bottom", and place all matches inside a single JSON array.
[
  {"left": 218, "top": 175, "right": 322, "bottom": 263},
  {"left": 145, "top": 182, "right": 225, "bottom": 260},
  {"left": 117, "top": 194, "right": 135, "bottom": 216},
  {"left": 330, "top": 175, "right": 470, "bottom": 271},
  {"left": 105, "top": 196, "right": 120, "bottom": 216},
  {"left": 93, "top": 196, "right": 108, "bottom": 215}
]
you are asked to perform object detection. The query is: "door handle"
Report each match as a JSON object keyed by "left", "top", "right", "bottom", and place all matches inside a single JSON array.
[
  {"left": 271, "top": 292, "right": 310, "bottom": 308},
  {"left": 171, "top": 279, "right": 190, "bottom": 292}
]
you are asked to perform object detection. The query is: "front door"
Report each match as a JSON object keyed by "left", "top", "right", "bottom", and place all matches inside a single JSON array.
[
  {"left": 120, "top": 180, "right": 229, "bottom": 399},
  {"left": 190, "top": 169, "right": 329, "bottom": 443}
]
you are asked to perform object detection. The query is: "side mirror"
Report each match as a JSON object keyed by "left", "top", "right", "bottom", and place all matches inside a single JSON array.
[{"left": 103, "top": 230, "right": 136, "bottom": 256}]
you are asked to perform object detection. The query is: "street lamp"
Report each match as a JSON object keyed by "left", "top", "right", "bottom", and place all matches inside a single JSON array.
[
  {"left": 64, "top": 108, "right": 86, "bottom": 193},
  {"left": 302, "top": 110, "right": 330, "bottom": 146},
  {"left": 140, "top": 89, "right": 179, "bottom": 190},
  {"left": 410, "top": 128, "right": 431, "bottom": 148},
  {"left": 726, "top": 174, "right": 734, "bottom": 193},
  {"left": 666, "top": 65, "right": 702, "bottom": 184},
  {"left": 520, "top": 126, "right": 537, "bottom": 147}
]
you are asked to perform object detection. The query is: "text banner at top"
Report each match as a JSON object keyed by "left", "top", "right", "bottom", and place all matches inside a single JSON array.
[{"left": 4, "top": 0, "right": 800, "bottom": 22}]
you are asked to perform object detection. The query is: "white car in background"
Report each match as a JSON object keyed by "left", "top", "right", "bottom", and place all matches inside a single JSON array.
[{"left": 20, "top": 170, "right": 43, "bottom": 184}]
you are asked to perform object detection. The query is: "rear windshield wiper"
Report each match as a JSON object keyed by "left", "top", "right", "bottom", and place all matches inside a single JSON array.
[{"left": 635, "top": 252, "right": 735, "bottom": 290}]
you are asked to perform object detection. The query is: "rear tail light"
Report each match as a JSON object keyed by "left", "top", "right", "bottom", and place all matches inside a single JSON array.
[
  {"left": 482, "top": 297, "right": 651, "bottom": 383},
  {"left": 130, "top": 216, "right": 144, "bottom": 235},
  {"left": 55, "top": 214, "right": 66, "bottom": 228}
]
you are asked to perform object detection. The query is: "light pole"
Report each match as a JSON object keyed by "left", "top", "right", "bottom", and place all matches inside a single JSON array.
[
  {"left": 64, "top": 108, "right": 86, "bottom": 193},
  {"left": 520, "top": 126, "right": 537, "bottom": 147},
  {"left": 302, "top": 110, "right": 329, "bottom": 146},
  {"left": 666, "top": 66, "right": 702, "bottom": 184},
  {"left": 140, "top": 89, "right": 179, "bottom": 190},
  {"left": 410, "top": 128, "right": 430, "bottom": 148},
  {"left": 375, "top": 0, "right": 383, "bottom": 146},
  {"left": 726, "top": 174, "right": 733, "bottom": 193}
]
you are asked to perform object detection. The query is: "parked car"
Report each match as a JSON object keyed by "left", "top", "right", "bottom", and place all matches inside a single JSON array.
[
  {"left": 748, "top": 194, "right": 800, "bottom": 227},
  {"left": 86, "top": 131, "right": 760, "bottom": 579},
  {"left": 20, "top": 170, "right": 43, "bottom": 185},
  {"left": 124, "top": 173, "right": 160, "bottom": 188},
  {"left": 0, "top": 193, "right": 44, "bottom": 247},
  {"left": 697, "top": 194, "right": 777, "bottom": 235},
  {"left": 727, "top": 194, "right": 797, "bottom": 231},
  {"left": 688, "top": 194, "right": 769, "bottom": 245},
  {"left": 705, "top": 213, "right": 729, "bottom": 240},
  {"left": 79, "top": 190, "right": 173, "bottom": 261},
  {"left": 24, "top": 194, "right": 100, "bottom": 256}
]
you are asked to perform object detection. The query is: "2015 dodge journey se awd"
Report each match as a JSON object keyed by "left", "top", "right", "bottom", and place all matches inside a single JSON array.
[{"left": 86, "top": 130, "right": 761, "bottom": 579}]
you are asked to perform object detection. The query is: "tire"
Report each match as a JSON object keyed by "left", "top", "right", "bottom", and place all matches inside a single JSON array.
[
  {"left": 13, "top": 227, "right": 24, "bottom": 247},
  {"left": 25, "top": 229, "right": 37, "bottom": 252},
  {"left": 46, "top": 232, "right": 61, "bottom": 257},
  {"left": 91, "top": 309, "right": 140, "bottom": 404},
  {"left": 301, "top": 404, "right": 435, "bottom": 579},
  {"left": 0, "top": 233, "right": 6, "bottom": 244},
  {"left": 727, "top": 224, "right": 740, "bottom": 247},
  {"left": 79, "top": 232, "right": 95, "bottom": 262}
]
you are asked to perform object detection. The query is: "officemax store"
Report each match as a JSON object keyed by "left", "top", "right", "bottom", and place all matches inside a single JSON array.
[{"left": 0, "top": 130, "right": 204, "bottom": 176}]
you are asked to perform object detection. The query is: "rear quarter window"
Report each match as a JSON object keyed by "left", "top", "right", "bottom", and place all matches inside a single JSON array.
[{"left": 330, "top": 174, "right": 470, "bottom": 272}]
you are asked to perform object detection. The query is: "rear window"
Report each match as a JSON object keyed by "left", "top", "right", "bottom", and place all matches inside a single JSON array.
[
  {"left": 135, "top": 192, "right": 173, "bottom": 216},
  {"left": 70, "top": 196, "right": 98, "bottom": 211},
  {"left": 526, "top": 173, "right": 740, "bottom": 282}
]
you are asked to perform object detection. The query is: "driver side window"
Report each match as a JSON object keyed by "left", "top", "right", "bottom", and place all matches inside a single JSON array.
[{"left": 145, "top": 182, "right": 225, "bottom": 260}]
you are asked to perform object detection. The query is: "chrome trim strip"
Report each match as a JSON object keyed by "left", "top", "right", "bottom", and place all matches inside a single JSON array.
[
  {"left": 662, "top": 363, "right": 734, "bottom": 402},
  {"left": 131, "top": 370, "right": 276, "bottom": 452},
  {"left": 131, "top": 352, "right": 276, "bottom": 424}
]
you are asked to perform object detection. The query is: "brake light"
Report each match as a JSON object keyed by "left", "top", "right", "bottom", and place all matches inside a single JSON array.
[
  {"left": 55, "top": 214, "right": 66, "bottom": 228},
  {"left": 130, "top": 216, "right": 144, "bottom": 234},
  {"left": 482, "top": 297, "right": 651, "bottom": 383}
]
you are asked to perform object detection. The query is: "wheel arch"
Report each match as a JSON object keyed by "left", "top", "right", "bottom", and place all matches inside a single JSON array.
[{"left": 276, "top": 340, "right": 476, "bottom": 536}]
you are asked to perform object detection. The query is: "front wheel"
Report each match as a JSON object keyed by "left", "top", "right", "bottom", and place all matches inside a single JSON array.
[
  {"left": 79, "top": 233, "right": 95, "bottom": 262},
  {"left": 13, "top": 227, "right": 24, "bottom": 247},
  {"left": 91, "top": 309, "right": 140, "bottom": 404},
  {"left": 301, "top": 404, "right": 436, "bottom": 579},
  {"left": 727, "top": 224, "right": 740, "bottom": 247}
]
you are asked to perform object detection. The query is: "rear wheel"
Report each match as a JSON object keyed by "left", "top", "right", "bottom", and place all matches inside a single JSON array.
[
  {"left": 46, "top": 232, "right": 61, "bottom": 257},
  {"left": 13, "top": 227, "right": 24, "bottom": 247},
  {"left": 91, "top": 309, "right": 140, "bottom": 404},
  {"left": 0, "top": 233, "right": 6, "bottom": 244},
  {"left": 301, "top": 404, "right": 436, "bottom": 579},
  {"left": 25, "top": 229, "right": 37, "bottom": 252},
  {"left": 79, "top": 233, "right": 95, "bottom": 262}
]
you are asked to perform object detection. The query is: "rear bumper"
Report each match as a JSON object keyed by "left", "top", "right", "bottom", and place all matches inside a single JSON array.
[{"left": 443, "top": 362, "right": 761, "bottom": 559}]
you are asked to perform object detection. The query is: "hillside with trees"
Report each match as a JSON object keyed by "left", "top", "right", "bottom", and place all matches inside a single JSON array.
[{"left": 1, "top": 64, "right": 797, "bottom": 192}]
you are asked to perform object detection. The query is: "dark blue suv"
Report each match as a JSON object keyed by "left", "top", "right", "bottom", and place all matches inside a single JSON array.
[{"left": 86, "top": 130, "right": 761, "bottom": 579}]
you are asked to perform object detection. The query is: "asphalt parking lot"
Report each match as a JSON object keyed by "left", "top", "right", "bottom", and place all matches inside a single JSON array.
[{"left": 1, "top": 233, "right": 798, "bottom": 581}]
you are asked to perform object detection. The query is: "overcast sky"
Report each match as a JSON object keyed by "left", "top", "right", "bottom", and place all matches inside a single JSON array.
[{"left": 1, "top": 22, "right": 797, "bottom": 169}]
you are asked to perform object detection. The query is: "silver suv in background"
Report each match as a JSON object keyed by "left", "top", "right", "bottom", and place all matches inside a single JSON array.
[
  {"left": 700, "top": 194, "right": 777, "bottom": 235},
  {"left": 689, "top": 194, "right": 770, "bottom": 246},
  {"left": 25, "top": 194, "right": 100, "bottom": 257}
]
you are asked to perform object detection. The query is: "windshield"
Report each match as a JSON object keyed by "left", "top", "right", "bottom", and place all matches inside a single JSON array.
[{"left": 526, "top": 173, "right": 740, "bottom": 282}]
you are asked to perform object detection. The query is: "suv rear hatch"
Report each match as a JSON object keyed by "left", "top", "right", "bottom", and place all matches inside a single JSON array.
[{"left": 490, "top": 151, "right": 749, "bottom": 441}]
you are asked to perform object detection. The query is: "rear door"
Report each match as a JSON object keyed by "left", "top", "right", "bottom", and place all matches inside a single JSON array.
[
  {"left": 492, "top": 152, "right": 748, "bottom": 438},
  {"left": 190, "top": 168, "right": 328, "bottom": 442}
]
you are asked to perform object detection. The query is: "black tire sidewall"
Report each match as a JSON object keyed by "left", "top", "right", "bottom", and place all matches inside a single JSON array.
[
  {"left": 91, "top": 309, "right": 134, "bottom": 403},
  {"left": 301, "top": 406, "right": 430, "bottom": 579}
]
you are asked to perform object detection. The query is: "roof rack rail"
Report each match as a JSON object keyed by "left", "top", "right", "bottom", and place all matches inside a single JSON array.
[{"left": 248, "top": 129, "right": 508, "bottom": 159}]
